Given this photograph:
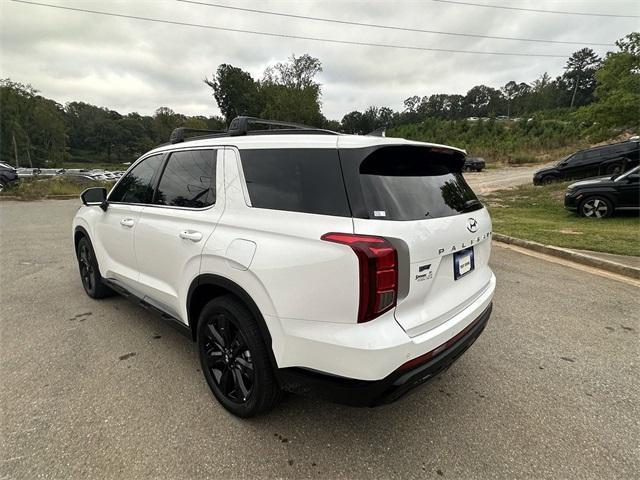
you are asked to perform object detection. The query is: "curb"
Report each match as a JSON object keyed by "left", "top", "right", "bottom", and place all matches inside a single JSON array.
[{"left": 493, "top": 233, "right": 640, "bottom": 280}]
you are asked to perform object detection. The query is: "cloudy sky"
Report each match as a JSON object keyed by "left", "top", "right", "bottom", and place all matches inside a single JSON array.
[{"left": 1, "top": 0, "right": 637, "bottom": 120}]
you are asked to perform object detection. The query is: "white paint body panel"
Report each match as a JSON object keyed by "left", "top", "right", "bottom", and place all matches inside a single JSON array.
[{"left": 73, "top": 133, "right": 494, "bottom": 382}]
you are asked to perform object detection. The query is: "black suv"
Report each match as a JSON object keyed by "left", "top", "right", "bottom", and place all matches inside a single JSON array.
[
  {"left": 0, "top": 162, "right": 19, "bottom": 192},
  {"left": 564, "top": 166, "right": 640, "bottom": 218},
  {"left": 533, "top": 139, "right": 639, "bottom": 185}
]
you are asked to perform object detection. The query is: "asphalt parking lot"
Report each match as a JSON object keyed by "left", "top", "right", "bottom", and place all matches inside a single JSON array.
[{"left": 1, "top": 199, "right": 638, "bottom": 479}]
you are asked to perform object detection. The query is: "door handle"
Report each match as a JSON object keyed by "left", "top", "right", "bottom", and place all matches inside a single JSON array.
[
  {"left": 179, "top": 230, "right": 203, "bottom": 242},
  {"left": 120, "top": 218, "right": 135, "bottom": 228}
]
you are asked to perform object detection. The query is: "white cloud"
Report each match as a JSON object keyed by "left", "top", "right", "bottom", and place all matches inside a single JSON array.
[{"left": 1, "top": 0, "right": 636, "bottom": 119}]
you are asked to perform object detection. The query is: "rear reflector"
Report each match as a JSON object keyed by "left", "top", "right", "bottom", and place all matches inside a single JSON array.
[{"left": 321, "top": 232, "right": 398, "bottom": 323}]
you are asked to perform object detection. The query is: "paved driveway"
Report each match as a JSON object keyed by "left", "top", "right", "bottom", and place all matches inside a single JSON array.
[{"left": 1, "top": 199, "right": 638, "bottom": 479}]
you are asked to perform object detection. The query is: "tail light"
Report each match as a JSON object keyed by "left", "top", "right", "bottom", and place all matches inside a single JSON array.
[{"left": 321, "top": 233, "right": 398, "bottom": 323}]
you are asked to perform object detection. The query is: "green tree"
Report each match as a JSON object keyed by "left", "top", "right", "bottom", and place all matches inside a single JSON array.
[
  {"left": 0, "top": 79, "right": 67, "bottom": 167},
  {"left": 580, "top": 32, "right": 640, "bottom": 128},
  {"left": 204, "top": 64, "right": 262, "bottom": 123},
  {"left": 260, "top": 54, "right": 324, "bottom": 125},
  {"left": 562, "top": 48, "right": 601, "bottom": 108}
]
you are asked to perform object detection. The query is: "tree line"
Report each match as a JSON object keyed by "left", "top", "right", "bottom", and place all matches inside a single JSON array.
[{"left": 0, "top": 33, "right": 637, "bottom": 167}]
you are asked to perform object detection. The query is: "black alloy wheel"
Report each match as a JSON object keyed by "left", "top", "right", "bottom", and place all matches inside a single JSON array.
[
  {"left": 200, "top": 313, "right": 255, "bottom": 404},
  {"left": 76, "top": 237, "right": 113, "bottom": 298},
  {"left": 579, "top": 196, "right": 613, "bottom": 218},
  {"left": 78, "top": 241, "right": 95, "bottom": 293},
  {"left": 197, "top": 296, "right": 281, "bottom": 417}
]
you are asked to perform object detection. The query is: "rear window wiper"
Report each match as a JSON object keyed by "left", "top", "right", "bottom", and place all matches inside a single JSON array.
[{"left": 462, "top": 199, "right": 483, "bottom": 212}]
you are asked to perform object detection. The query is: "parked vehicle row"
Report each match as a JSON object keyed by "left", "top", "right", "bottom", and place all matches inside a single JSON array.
[{"left": 15, "top": 167, "right": 124, "bottom": 182}]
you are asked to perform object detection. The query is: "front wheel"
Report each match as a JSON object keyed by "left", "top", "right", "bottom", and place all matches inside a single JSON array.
[
  {"left": 0, "top": 180, "right": 6, "bottom": 193},
  {"left": 76, "top": 236, "right": 113, "bottom": 298},
  {"left": 541, "top": 175, "right": 557, "bottom": 185},
  {"left": 579, "top": 196, "right": 613, "bottom": 218},
  {"left": 197, "top": 295, "right": 281, "bottom": 417}
]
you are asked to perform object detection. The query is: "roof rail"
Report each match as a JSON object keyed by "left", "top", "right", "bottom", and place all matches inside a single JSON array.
[
  {"left": 170, "top": 127, "right": 226, "bottom": 144},
  {"left": 167, "top": 116, "right": 338, "bottom": 145},
  {"left": 227, "top": 116, "right": 338, "bottom": 137}
]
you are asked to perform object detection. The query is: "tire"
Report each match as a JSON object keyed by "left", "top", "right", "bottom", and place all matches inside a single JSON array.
[
  {"left": 605, "top": 163, "right": 622, "bottom": 175},
  {"left": 0, "top": 180, "right": 6, "bottom": 193},
  {"left": 579, "top": 196, "right": 613, "bottom": 219},
  {"left": 197, "top": 295, "right": 281, "bottom": 417},
  {"left": 540, "top": 175, "right": 557, "bottom": 185},
  {"left": 76, "top": 236, "right": 113, "bottom": 298}
]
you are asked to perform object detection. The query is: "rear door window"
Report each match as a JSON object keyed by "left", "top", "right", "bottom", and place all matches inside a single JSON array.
[
  {"left": 354, "top": 146, "right": 478, "bottom": 220},
  {"left": 240, "top": 149, "right": 351, "bottom": 217},
  {"left": 154, "top": 149, "right": 216, "bottom": 208},
  {"left": 109, "top": 154, "right": 164, "bottom": 204}
]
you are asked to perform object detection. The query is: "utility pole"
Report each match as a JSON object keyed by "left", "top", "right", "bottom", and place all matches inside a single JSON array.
[
  {"left": 12, "top": 134, "right": 19, "bottom": 168},
  {"left": 570, "top": 75, "right": 580, "bottom": 108}
]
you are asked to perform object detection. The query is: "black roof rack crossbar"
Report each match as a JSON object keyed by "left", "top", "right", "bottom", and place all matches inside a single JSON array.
[
  {"left": 170, "top": 127, "right": 226, "bottom": 144},
  {"left": 167, "top": 116, "right": 338, "bottom": 144},
  {"left": 227, "top": 116, "right": 338, "bottom": 137}
]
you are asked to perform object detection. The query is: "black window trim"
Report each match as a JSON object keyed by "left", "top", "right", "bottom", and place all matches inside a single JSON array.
[
  {"left": 107, "top": 147, "right": 220, "bottom": 211},
  {"left": 152, "top": 147, "right": 218, "bottom": 210}
]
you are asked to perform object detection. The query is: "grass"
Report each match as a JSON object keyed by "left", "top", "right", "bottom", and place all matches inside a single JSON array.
[
  {"left": 484, "top": 182, "right": 640, "bottom": 257},
  {"left": 0, "top": 176, "right": 112, "bottom": 199}
]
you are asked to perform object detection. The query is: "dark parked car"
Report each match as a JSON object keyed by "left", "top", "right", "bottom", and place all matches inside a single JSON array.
[
  {"left": 564, "top": 166, "right": 640, "bottom": 218},
  {"left": 0, "top": 162, "right": 19, "bottom": 192},
  {"left": 464, "top": 157, "right": 486, "bottom": 172},
  {"left": 534, "top": 139, "right": 639, "bottom": 185}
]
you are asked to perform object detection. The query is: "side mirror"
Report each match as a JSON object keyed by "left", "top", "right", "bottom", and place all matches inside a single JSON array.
[{"left": 80, "top": 187, "right": 108, "bottom": 211}]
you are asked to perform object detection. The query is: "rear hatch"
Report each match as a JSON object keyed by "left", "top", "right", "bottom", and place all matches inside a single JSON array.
[{"left": 339, "top": 143, "right": 493, "bottom": 337}]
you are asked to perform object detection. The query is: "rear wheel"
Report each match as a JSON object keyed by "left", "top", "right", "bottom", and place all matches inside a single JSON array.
[
  {"left": 197, "top": 295, "right": 281, "bottom": 417},
  {"left": 0, "top": 180, "right": 6, "bottom": 193},
  {"left": 76, "top": 236, "right": 113, "bottom": 298},
  {"left": 579, "top": 196, "right": 613, "bottom": 218}
]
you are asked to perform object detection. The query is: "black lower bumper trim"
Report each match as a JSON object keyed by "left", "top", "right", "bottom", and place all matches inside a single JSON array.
[{"left": 276, "top": 302, "right": 492, "bottom": 407}]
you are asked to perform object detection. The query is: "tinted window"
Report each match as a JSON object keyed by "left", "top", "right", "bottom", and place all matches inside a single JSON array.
[
  {"left": 155, "top": 150, "right": 216, "bottom": 208},
  {"left": 240, "top": 149, "right": 351, "bottom": 217},
  {"left": 109, "top": 155, "right": 163, "bottom": 204},
  {"left": 357, "top": 147, "right": 479, "bottom": 221},
  {"left": 586, "top": 148, "right": 606, "bottom": 160},
  {"left": 566, "top": 152, "right": 583, "bottom": 165}
]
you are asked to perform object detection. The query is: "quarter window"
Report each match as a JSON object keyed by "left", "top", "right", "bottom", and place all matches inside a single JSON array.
[
  {"left": 240, "top": 149, "right": 351, "bottom": 217},
  {"left": 109, "top": 154, "right": 163, "bottom": 204},
  {"left": 154, "top": 150, "right": 216, "bottom": 208}
]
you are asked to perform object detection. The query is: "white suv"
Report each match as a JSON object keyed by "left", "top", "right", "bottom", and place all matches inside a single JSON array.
[{"left": 73, "top": 117, "right": 495, "bottom": 417}]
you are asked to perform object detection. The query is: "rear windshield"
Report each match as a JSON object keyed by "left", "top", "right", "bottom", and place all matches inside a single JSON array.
[{"left": 357, "top": 147, "right": 479, "bottom": 221}]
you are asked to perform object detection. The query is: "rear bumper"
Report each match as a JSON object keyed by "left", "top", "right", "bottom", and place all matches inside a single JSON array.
[{"left": 277, "top": 303, "right": 492, "bottom": 407}]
